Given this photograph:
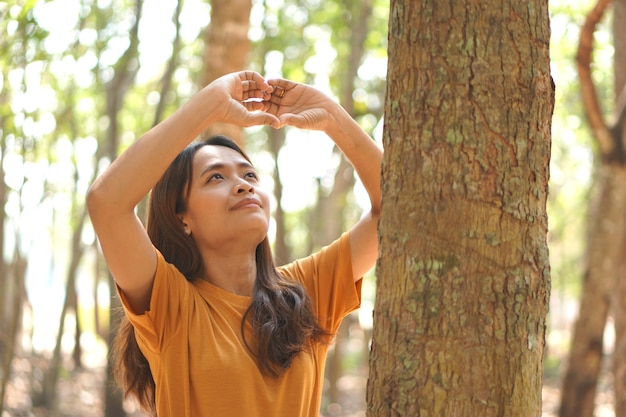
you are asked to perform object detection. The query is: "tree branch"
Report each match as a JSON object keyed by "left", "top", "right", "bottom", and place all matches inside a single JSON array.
[
  {"left": 614, "top": 83, "right": 626, "bottom": 144},
  {"left": 577, "top": 0, "right": 614, "bottom": 157},
  {"left": 153, "top": 0, "right": 184, "bottom": 127}
]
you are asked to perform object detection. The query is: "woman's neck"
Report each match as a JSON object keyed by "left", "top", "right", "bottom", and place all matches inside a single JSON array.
[{"left": 200, "top": 248, "right": 257, "bottom": 296}]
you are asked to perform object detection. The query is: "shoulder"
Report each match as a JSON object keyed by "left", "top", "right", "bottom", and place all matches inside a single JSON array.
[{"left": 278, "top": 232, "right": 352, "bottom": 282}]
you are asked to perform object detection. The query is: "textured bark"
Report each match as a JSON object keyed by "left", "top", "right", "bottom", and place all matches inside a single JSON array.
[
  {"left": 366, "top": 1, "right": 553, "bottom": 416},
  {"left": 200, "top": 0, "right": 252, "bottom": 144}
]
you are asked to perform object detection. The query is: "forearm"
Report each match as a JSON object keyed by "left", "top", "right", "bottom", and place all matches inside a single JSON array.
[{"left": 325, "top": 105, "right": 383, "bottom": 214}]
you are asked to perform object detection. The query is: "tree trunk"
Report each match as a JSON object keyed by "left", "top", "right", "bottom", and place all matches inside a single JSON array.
[
  {"left": 200, "top": 0, "right": 253, "bottom": 144},
  {"left": 104, "top": 286, "right": 126, "bottom": 417},
  {"left": 561, "top": 166, "right": 626, "bottom": 417},
  {"left": 314, "top": 0, "right": 374, "bottom": 406},
  {"left": 612, "top": 0, "right": 626, "bottom": 417},
  {"left": 152, "top": 0, "right": 184, "bottom": 128},
  {"left": 268, "top": 128, "right": 291, "bottom": 263},
  {"left": 610, "top": 1, "right": 626, "bottom": 415},
  {"left": 560, "top": 1, "right": 626, "bottom": 415},
  {"left": 0, "top": 252, "right": 26, "bottom": 413},
  {"left": 38, "top": 208, "right": 89, "bottom": 411},
  {"left": 0, "top": 91, "right": 6, "bottom": 353},
  {"left": 101, "top": 1, "right": 144, "bottom": 415},
  {"left": 616, "top": 231, "right": 626, "bottom": 417},
  {"left": 366, "top": 1, "right": 553, "bottom": 416},
  {"left": 0, "top": 115, "right": 8, "bottom": 413}
]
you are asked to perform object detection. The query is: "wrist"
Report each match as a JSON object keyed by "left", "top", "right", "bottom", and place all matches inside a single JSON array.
[
  {"left": 192, "top": 85, "right": 225, "bottom": 126},
  {"left": 323, "top": 104, "right": 351, "bottom": 137}
]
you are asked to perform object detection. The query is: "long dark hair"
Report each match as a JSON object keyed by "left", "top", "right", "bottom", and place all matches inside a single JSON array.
[{"left": 111, "top": 136, "right": 329, "bottom": 415}]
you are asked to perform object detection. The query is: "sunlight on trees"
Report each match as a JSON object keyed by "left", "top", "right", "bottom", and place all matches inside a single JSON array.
[{"left": 0, "top": 0, "right": 618, "bottom": 415}]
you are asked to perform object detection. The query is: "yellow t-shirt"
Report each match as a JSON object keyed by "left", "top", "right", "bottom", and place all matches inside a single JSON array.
[{"left": 119, "top": 232, "right": 362, "bottom": 417}]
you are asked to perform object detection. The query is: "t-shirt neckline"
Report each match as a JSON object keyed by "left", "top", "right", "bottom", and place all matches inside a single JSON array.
[{"left": 193, "top": 278, "right": 253, "bottom": 308}]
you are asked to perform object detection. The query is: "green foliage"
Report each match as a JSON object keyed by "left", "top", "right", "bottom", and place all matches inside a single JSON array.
[
  {"left": 548, "top": 0, "right": 613, "bottom": 297},
  {"left": 246, "top": 0, "right": 388, "bottom": 257}
]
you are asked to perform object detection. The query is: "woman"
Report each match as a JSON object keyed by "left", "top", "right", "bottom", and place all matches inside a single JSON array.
[{"left": 87, "top": 71, "right": 382, "bottom": 416}]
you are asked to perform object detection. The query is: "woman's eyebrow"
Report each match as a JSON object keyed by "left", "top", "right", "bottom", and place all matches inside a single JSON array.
[{"left": 200, "top": 161, "right": 255, "bottom": 178}]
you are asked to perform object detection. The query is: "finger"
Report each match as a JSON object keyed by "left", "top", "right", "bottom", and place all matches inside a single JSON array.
[
  {"left": 267, "top": 78, "right": 297, "bottom": 98},
  {"left": 241, "top": 71, "right": 273, "bottom": 94},
  {"left": 273, "top": 86, "right": 286, "bottom": 98},
  {"left": 267, "top": 78, "right": 288, "bottom": 88},
  {"left": 242, "top": 81, "right": 273, "bottom": 102}
]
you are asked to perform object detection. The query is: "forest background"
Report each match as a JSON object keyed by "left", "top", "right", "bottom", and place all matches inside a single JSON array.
[{"left": 0, "top": 0, "right": 616, "bottom": 416}]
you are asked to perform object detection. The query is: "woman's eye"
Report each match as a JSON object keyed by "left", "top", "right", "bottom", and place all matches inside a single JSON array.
[
  {"left": 208, "top": 173, "right": 224, "bottom": 182},
  {"left": 245, "top": 172, "right": 259, "bottom": 180}
]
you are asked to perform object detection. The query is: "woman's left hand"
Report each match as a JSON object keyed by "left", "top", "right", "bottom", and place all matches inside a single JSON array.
[{"left": 264, "top": 79, "right": 338, "bottom": 131}]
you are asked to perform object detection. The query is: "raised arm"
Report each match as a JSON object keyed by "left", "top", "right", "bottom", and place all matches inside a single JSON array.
[
  {"left": 87, "top": 71, "right": 278, "bottom": 313},
  {"left": 266, "top": 80, "right": 383, "bottom": 282}
]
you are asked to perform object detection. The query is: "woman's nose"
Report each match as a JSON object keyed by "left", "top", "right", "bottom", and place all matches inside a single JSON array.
[{"left": 234, "top": 180, "right": 254, "bottom": 194}]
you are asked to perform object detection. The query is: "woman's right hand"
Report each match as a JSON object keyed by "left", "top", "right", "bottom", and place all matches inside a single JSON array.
[{"left": 205, "top": 71, "right": 281, "bottom": 129}]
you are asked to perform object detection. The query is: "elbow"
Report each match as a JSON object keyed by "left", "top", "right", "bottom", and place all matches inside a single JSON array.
[
  {"left": 370, "top": 199, "right": 382, "bottom": 220},
  {"left": 86, "top": 183, "right": 102, "bottom": 222},
  {"left": 370, "top": 207, "right": 381, "bottom": 222},
  {"left": 367, "top": 205, "right": 381, "bottom": 226},
  {"left": 86, "top": 181, "right": 112, "bottom": 225}
]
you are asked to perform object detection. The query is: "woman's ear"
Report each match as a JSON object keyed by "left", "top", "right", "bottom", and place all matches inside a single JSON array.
[{"left": 178, "top": 215, "right": 191, "bottom": 236}]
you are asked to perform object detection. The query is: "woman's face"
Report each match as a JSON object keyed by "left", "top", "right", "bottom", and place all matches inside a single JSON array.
[{"left": 179, "top": 145, "right": 271, "bottom": 251}]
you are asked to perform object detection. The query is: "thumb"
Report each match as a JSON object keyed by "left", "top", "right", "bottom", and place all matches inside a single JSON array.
[
  {"left": 278, "top": 113, "right": 304, "bottom": 129},
  {"left": 246, "top": 112, "right": 281, "bottom": 129}
]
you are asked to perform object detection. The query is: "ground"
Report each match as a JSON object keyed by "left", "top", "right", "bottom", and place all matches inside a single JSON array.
[{"left": 1, "top": 353, "right": 616, "bottom": 417}]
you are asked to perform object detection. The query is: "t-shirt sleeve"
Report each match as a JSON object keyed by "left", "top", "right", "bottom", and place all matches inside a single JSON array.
[
  {"left": 117, "top": 247, "right": 191, "bottom": 354},
  {"left": 278, "top": 232, "right": 362, "bottom": 335}
]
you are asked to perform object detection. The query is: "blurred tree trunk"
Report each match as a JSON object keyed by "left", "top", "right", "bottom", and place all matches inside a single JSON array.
[
  {"left": 613, "top": 0, "right": 626, "bottom": 415},
  {"left": 0, "top": 12, "right": 36, "bottom": 411},
  {"left": 321, "top": 0, "right": 374, "bottom": 408},
  {"left": 100, "top": 1, "right": 144, "bottom": 416},
  {"left": 559, "top": 1, "right": 626, "bottom": 416},
  {"left": 0, "top": 250, "right": 27, "bottom": 414},
  {"left": 0, "top": 107, "right": 6, "bottom": 346},
  {"left": 0, "top": 112, "right": 8, "bottom": 413},
  {"left": 268, "top": 128, "right": 291, "bottom": 263},
  {"left": 200, "top": 0, "right": 253, "bottom": 144},
  {"left": 0, "top": 18, "right": 17, "bottom": 413},
  {"left": 37, "top": 11, "right": 99, "bottom": 409},
  {"left": 367, "top": 0, "right": 553, "bottom": 416},
  {"left": 93, "top": 240, "right": 108, "bottom": 341},
  {"left": 152, "top": 0, "right": 184, "bottom": 128},
  {"left": 39, "top": 208, "right": 89, "bottom": 411},
  {"left": 253, "top": 7, "right": 290, "bottom": 265},
  {"left": 618, "top": 245, "right": 626, "bottom": 417}
]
